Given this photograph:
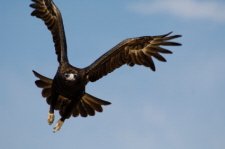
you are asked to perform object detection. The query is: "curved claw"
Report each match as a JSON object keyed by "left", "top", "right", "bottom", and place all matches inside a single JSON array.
[
  {"left": 48, "top": 113, "right": 55, "bottom": 125},
  {"left": 53, "top": 120, "right": 64, "bottom": 133}
]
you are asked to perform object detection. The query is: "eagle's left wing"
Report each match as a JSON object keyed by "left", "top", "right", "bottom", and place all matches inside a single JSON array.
[{"left": 85, "top": 32, "right": 182, "bottom": 82}]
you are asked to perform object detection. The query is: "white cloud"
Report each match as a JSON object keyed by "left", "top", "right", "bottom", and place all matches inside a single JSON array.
[{"left": 128, "top": 0, "right": 225, "bottom": 22}]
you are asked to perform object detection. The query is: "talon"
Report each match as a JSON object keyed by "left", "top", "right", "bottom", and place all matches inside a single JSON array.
[
  {"left": 48, "top": 113, "right": 55, "bottom": 125},
  {"left": 53, "top": 120, "right": 64, "bottom": 133}
]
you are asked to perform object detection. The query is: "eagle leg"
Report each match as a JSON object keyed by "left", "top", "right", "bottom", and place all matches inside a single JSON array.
[
  {"left": 53, "top": 119, "right": 64, "bottom": 133},
  {"left": 48, "top": 90, "right": 59, "bottom": 125},
  {"left": 48, "top": 112, "right": 55, "bottom": 125}
]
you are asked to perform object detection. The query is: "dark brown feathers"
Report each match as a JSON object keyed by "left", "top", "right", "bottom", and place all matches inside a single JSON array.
[
  {"left": 33, "top": 70, "right": 68, "bottom": 110},
  {"left": 30, "top": 0, "right": 68, "bottom": 63},
  {"left": 33, "top": 70, "right": 110, "bottom": 118},
  {"left": 72, "top": 93, "right": 111, "bottom": 117},
  {"left": 31, "top": 0, "right": 182, "bottom": 128},
  {"left": 33, "top": 69, "right": 52, "bottom": 99},
  {"left": 33, "top": 70, "right": 53, "bottom": 102},
  {"left": 85, "top": 32, "right": 182, "bottom": 82}
]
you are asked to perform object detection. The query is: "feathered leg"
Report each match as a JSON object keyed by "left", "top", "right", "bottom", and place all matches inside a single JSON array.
[
  {"left": 53, "top": 100, "right": 76, "bottom": 132},
  {"left": 48, "top": 91, "right": 59, "bottom": 125},
  {"left": 53, "top": 118, "right": 64, "bottom": 133}
]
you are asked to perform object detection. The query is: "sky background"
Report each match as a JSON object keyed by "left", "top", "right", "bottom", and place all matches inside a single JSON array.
[{"left": 1, "top": 0, "right": 225, "bottom": 149}]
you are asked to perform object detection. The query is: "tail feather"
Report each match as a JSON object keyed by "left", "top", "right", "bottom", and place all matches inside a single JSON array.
[
  {"left": 72, "top": 106, "right": 79, "bottom": 117},
  {"left": 33, "top": 70, "right": 52, "bottom": 84},
  {"left": 77, "top": 102, "right": 88, "bottom": 117},
  {"left": 33, "top": 70, "right": 53, "bottom": 104},
  {"left": 72, "top": 93, "right": 111, "bottom": 117},
  {"left": 83, "top": 96, "right": 103, "bottom": 112},
  {"left": 58, "top": 96, "right": 71, "bottom": 118},
  {"left": 84, "top": 93, "right": 111, "bottom": 106},
  {"left": 33, "top": 70, "right": 52, "bottom": 98},
  {"left": 35, "top": 80, "right": 51, "bottom": 88},
  {"left": 42, "top": 88, "right": 51, "bottom": 98},
  {"left": 81, "top": 100, "right": 95, "bottom": 116}
]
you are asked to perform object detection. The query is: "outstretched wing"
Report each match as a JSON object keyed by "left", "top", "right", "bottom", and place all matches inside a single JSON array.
[
  {"left": 85, "top": 32, "right": 182, "bottom": 82},
  {"left": 30, "top": 0, "right": 68, "bottom": 63}
]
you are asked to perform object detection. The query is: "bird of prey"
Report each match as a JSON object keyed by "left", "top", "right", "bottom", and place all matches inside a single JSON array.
[{"left": 30, "top": 0, "right": 182, "bottom": 132}]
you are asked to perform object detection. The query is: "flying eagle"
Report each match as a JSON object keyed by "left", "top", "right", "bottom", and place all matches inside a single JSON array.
[{"left": 30, "top": 0, "right": 182, "bottom": 132}]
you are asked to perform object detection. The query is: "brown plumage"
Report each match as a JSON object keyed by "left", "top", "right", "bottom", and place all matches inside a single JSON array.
[{"left": 30, "top": 0, "right": 182, "bottom": 132}]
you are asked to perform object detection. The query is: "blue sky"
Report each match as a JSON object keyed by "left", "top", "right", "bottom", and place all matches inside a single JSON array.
[{"left": 1, "top": 0, "right": 225, "bottom": 149}]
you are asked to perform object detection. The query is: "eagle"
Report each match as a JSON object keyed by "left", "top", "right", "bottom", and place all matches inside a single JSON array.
[{"left": 30, "top": 0, "right": 182, "bottom": 132}]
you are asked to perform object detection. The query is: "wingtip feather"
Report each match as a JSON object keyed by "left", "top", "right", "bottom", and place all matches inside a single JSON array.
[{"left": 32, "top": 70, "right": 38, "bottom": 76}]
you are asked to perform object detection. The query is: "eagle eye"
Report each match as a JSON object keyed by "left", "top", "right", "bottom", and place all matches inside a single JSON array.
[{"left": 64, "top": 73, "right": 77, "bottom": 81}]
